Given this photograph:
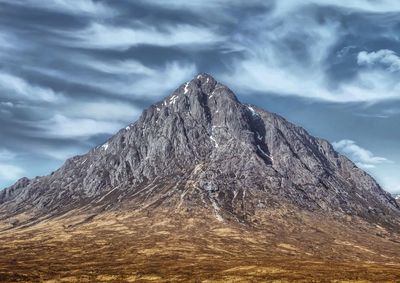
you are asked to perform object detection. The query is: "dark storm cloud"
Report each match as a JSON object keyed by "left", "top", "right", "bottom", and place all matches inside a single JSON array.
[{"left": 0, "top": 0, "right": 399, "bottom": 192}]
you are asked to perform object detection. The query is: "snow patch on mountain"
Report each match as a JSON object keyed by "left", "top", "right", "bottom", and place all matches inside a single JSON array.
[
  {"left": 184, "top": 82, "right": 189, "bottom": 94},
  {"left": 101, "top": 143, "right": 109, "bottom": 151}
]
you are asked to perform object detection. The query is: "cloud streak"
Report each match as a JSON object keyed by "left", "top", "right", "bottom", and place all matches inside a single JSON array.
[
  {"left": 0, "top": 0, "right": 115, "bottom": 16},
  {"left": 63, "top": 23, "right": 223, "bottom": 50},
  {"left": 90, "top": 61, "right": 197, "bottom": 97},
  {"left": 0, "top": 149, "right": 24, "bottom": 181},
  {"left": 358, "top": 49, "right": 400, "bottom": 72},
  {"left": 274, "top": 0, "right": 400, "bottom": 14},
  {"left": 0, "top": 164, "right": 24, "bottom": 181},
  {"left": 37, "top": 115, "right": 125, "bottom": 139},
  {"left": 221, "top": 7, "right": 400, "bottom": 103},
  {"left": 332, "top": 140, "right": 391, "bottom": 169},
  {"left": 0, "top": 73, "right": 63, "bottom": 103}
]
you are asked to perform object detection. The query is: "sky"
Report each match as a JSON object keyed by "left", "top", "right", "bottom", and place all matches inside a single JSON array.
[{"left": 0, "top": 0, "right": 399, "bottom": 194}]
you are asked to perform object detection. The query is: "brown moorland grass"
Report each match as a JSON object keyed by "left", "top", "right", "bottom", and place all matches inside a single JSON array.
[{"left": 0, "top": 209, "right": 399, "bottom": 282}]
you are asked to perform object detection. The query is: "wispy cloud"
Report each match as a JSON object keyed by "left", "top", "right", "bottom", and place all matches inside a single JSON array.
[
  {"left": 0, "top": 0, "right": 115, "bottom": 17},
  {"left": 66, "top": 101, "right": 141, "bottom": 122},
  {"left": 37, "top": 114, "right": 124, "bottom": 139},
  {"left": 142, "top": 0, "right": 400, "bottom": 14},
  {"left": 83, "top": 59, "right": 155, "bottom": 76},
  {"left": 15, "top": 99, "right": 141, "bottom": 140},
  {"left": 221, "top": 6, "right": 400, "bottom": 103},
  {"left": 27, "top": 58, "right": 196, "bottom": 99},
  {"left": 0, "top": 73, "right": 63, "bottom": 103},
  {"left": 63, "top": 23, "right": 223, "bottom": 50},
  {"left": 221, "top": 13, "right": 346, "bottom": 101},
  {"left": 91, "top": 61, "right": 197, "bottom": 97},
  {"left": 358, "top": 49, "right": 400, "bottom": 72},
  {"left": 332, "top": 140, "right": 391, "bottom": 169},
  {"left": 0, "top": 149, "right": 16, "bottom": 161},
  {"left": 0, "top": 149, "right": 24, "bottom": 181},
  {"left": 377, "top": 175, "right": 400, "bottom": 194},
  {"left": 274, "top": 0, "right": 400, "bottom": 14},
  {"left": 0, "top": 164, "right": 24, "bottom": 181},
  {"left": 225, "top": 62, "right": 400, "bottom": 102},
  {"left": 0, "top": 102, "right": 14, "bottom": 108},
  {"left": 0, "top": 33, "right": 16, "bottom": 50}
]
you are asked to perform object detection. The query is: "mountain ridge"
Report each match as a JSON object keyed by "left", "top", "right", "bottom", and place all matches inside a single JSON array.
[
  {"left": 0, "top": 73, "right": 398, "bottom": 229},
  {"left": 1, "top": 73, "right": 400, "bottom": 282}
]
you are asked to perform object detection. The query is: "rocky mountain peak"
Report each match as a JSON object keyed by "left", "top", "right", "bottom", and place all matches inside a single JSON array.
[
  {"left": 1, "top": 74, "right": 400, "bottom": 283},
  {"left": 0, "top": 74, "right": 399, "bottom": 229},
  {"left": 152, "top": 73, "right": 239, "bottom": 115}
]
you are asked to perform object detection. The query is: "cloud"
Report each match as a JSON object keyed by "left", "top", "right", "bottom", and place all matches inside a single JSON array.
[
  {"left": 0, "top": 73, "right": 63, "bottom": 103},
  {"left": 64, "top": 23, "right": 223, "bottom": 50},
  {"left": 382, "top": 108, "right": 400, "bottom": 115},
  {"left": 0, "top": 149, "right": 16, "bottom": 161},
  {"left": 26, "top": 57, "right": 196, "bottom": 100},
  {"left": 274, "top": 0, "right": 400, "bottom": 15},
  {"left": 379, "top": 177, "right": 400, "bottom": 194},
  {"left": 84, "top": 59, "right": 155, "bottom": 76},
  {"left": 38, "top": 59, "right": 197, "bottom": 98},
  {"left": 0, "top": 32, "right": 31, "bottom": 61},
  {"left": 332, "top": 140, "right": 391, "bottom": 169},
  {"left": 66, "top": 101, "right": 141, "bottom": 122},
  {"left": 142, "top": 0, "right": 400, "bottom": 14},
  {"left": 221, "top": 13, "right": 347, "bottom": 101},
  {"left": 92, "top": 61, "right": 197, "bottom": 97},
  {"left": 42, "top": 148, "right": 86, "bottom": 161},
  {"left": 0, "top": 0, "right": 114, "bottom": 17},
  {"left": 140, "top": 0, "right": 233, "bottom": 8},
  {"left": 0, "top": 33, "right": 16, "bottom": 50},
  {"left": 225, "top": 60, "right": 400, "bottom": 102},
  {"left": 0, "top": 149, "right": 24, "bottom": 181},
  {"left": 21, "top": 99, "right": 139, "bottom": 140},
  {"left": 357, "top": 49, "right": 400, "bottom": 72},
  {"left": 27, "top": 97, "right": 140, "bottom": 141},
  {"left": 220, "top": 6, "right": 400, "bottom": 103},
  {"left": 0, "top": 102, "right": 14, "bottom": 108},
  {"left": 36, "top": 114, "right": 125, "bottom": 139},
  {"left": 0, "top": 164, "right": 24, "bottom": 181}
]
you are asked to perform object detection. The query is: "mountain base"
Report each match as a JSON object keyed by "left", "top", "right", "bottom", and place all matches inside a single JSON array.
[{"left": 1, "top": 208, "right": 399, "bottom": 282}]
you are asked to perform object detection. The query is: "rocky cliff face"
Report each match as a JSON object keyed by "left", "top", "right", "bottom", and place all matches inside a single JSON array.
[{"left": 0, "top": 73, "right": 399, "bottom": 228}]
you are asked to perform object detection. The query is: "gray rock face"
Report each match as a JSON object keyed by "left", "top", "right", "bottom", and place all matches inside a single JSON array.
[
  {"left": 394, "top": 194, "right": 400, "bottom": 205},
  {"left": 0, "top": 73, "right": 399, "bottom": 226}
]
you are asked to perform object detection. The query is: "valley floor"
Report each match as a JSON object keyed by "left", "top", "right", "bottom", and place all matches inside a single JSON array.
[{"left": 0, "top": 209, "right": 399, "bottom": 282}]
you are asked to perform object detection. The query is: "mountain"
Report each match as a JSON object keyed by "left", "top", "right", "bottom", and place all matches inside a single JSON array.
[
  {"left": 394, "top": 194, "right": 400, "bottom": 205},
  {"left": 1, "top": 73, "right": 398, "bottom": 225},
  {"left": 0, "top": 73, "right": 399, "bottom": 282}
]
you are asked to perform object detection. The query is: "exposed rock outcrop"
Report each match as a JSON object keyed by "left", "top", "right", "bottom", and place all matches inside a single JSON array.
[{"left": 1, "top": 73, "right": 398, "bottom": 228}]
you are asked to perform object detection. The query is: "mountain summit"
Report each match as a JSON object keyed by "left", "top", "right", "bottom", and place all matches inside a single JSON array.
[
  {"left": 0, "top": 74, "right": 400, "bottom": 281},
  {"left": 1, "top": 73, "right": 398, "bottom": 225}
]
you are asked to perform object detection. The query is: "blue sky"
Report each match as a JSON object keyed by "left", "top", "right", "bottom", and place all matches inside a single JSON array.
[{"left": 0, "top": 0, "right": 399, "bottom": 194}]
